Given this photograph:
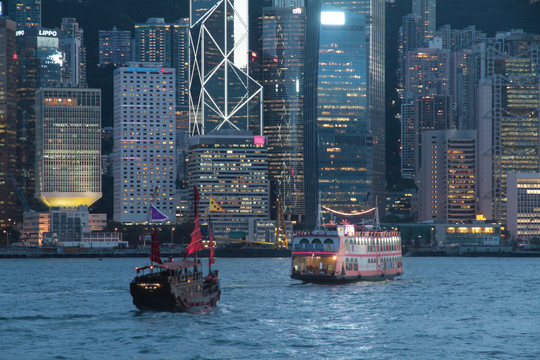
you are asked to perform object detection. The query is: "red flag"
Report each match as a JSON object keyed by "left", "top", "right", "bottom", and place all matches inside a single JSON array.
[
  {"left": 208, "top": 217, "right": 215, "bottom": 265},
  {"left": 150, "top": 229, "right": 163, "bottom": 264}
]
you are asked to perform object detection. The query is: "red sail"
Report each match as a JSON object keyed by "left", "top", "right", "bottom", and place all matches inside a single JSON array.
[
  {"left": 185, "top": 216, "right": 204, "bottom": 257},
  {"left": 208, "top": 217, "right": 215, "bottom": 265},
  {"left": 150, "top": 228, "right": 163, "bottom": 264}
]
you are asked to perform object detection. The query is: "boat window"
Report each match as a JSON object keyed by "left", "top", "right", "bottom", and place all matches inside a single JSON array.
[
  {"left": 312, "top": 238, "right": 322, "bottom": 244},
  {"left": 300, "top": 238, "right": 309, "bottom": 244},
  {"left": 324, "top": 239, "right": 334, "bottom": 244}
]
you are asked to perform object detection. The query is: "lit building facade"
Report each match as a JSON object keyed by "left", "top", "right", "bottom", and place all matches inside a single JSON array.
[
  {"left": 412, "top": 0, "right": 435, "bottom": 39},
  {"left": 400, "top": 44, "right": 452, "bottom": 179},
  {"left": 35, "top": 88, "right": 102, "bottom": 208},
  {"left": 477, "top": 31, "right": 540, "bottom": 223},
  {"left": 189, "top": 0, "right": 263, "bottom": 136},
  {"left": 304, "top": 0, "right": 385, "bottom": 226},
  {"left": 507, "top": 173, "right": 540, "bottom": 240},
  {"left": 261, "top": 4, "right": 306, "bottom": 222},
  {"left": 113, "top": 63, "right": 177, "bottom": 223},
  {"left": 134, "top": 18, "right": 190, "bottom": 108},
  {"left": 10, "top": 0, "right": 41, "bottom": 29},
  {"left": 187, "top": 133, "right": 269, "bottom": 238},
  {"left": 419, "top": 130, "right": 476, "bottom": 223},
  {"left": 15, "top": 28, "right": 64, "bottom": 215},
  {"left": 98, "top": 26, "right": 132, "bottom": 67},
  {"left": 0, "top": 18, "right": 18, "bottom": 228}
]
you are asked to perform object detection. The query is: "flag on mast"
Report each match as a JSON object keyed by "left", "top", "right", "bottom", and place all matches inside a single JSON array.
[
  {"left": 209, "top": 196, "right": 225, "bottom": 213},
  {"left": 151, "top": 205, "right": 168, "bottom": 222}
]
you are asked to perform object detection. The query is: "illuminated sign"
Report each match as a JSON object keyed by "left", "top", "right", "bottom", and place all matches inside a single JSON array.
[
  {"left": 39, "top": 29, "right": 58, "bottom": 37},
  {"left": 321, "top": 11, "right": 345, "bottom": 25},
  {"left": 254, "top": 135, "right": 265, "bottom": 146},
  {"left": 292, "top": 7, "right": 302, "bottom": 14},
  {"left": 16, "top": 30, "right": 25, "bottom": 37}
]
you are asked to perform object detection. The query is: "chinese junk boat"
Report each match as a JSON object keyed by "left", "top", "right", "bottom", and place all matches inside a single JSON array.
[
  {"left": 291, "top": 207, "right": 403, "bottom": 283},
  {"left": 130, "top": 191, "right": 220, "bottom": 314}
]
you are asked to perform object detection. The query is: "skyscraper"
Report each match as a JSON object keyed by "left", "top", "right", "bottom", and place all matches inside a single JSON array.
[
  {"left": 412, "top": 0, "right": 436, "bottom": 39},
  {"left": 134, "top": 18, "right": 190, "bottom": 108},
  {"left": 304, "top": 0, "right": 385, "bottom": 226},
  {"left": 477, "top": 31, "right": 540, "bottom": 223},
  {"left": 35, "top": 88, "right": 102, "bottom": 208},
  {"left": 0, "top": 17, "right": 18, "bottom": 227},
  {"left": 98, "top": 26, "right": 132, "bottom": 67},
  {"left": 59, "top": 17, "right": 87, "bottom": 87},
  {"left": 113, "top": 63, "right": 177, "bottom": 223},
  {"left": 419, "top": 130, "right": 476, "bottom": 223},
  {"left": 261, "top": 4, "right": 306, "bottom": 222},
  {"left": 10, "top": 0, "right": 41, "bottom": 29},
  {"left": 15, "top": 28, "right": 64, "bottom": 216},
  {"left": 187, "top": 133, "right": 270, "bottom": 237},
  {"left": 189, "top": 0, "right": 263, "bottom": 136}
]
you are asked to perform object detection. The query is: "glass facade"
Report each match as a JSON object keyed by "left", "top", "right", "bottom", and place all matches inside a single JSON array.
[
  {"left": 189, "top": 0, "right": 262, "bottom": 135},
  {"left": 261, "top": 5, "right": 306, "bottom": 221},
  {"left": 478, "top": 32, "right": 540, "bottom": 223},
  {"left": 304, "top": 0, "right": 385, "bottom": 226},
  {"left": 0, "top": 18, "right": 18, "bottom": 227}
]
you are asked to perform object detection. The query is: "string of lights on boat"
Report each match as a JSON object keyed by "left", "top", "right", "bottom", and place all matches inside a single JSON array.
[{"left": 322, "top": 206, "right": 376, "bottom": 216}]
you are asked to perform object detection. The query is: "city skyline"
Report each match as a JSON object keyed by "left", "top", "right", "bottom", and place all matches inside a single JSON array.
[{"left": 1, "top": 0, "right": 540, "bottom": 245}]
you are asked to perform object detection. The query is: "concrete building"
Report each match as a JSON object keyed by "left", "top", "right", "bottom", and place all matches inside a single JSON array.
[
  {"left": 98, "top": 26, "right": 132, "bottom": 67},
  {"left": 507, "top": 173, "right": 540, "bottom": 240},
  {"left": 35, "top": 88, "right": 102, "bottom": 209},
  {"left": 477, "top": 31, "right": 540, "bottom": 223},
  {"left": 419, "top": 130, "right": 476, "bottom": 223},
  {"left": 187, "top": 133, "right": 269, "bottom": 238},
  {"left": 113, "top": 62, "right": 176, "bottom": 223}
]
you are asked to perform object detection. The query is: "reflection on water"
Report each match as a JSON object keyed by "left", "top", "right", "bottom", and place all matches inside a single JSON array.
[{"left": 0, "top": 257, "right": 539, "bottom": 359}]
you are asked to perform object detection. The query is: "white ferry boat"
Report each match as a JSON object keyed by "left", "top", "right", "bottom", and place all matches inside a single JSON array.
[{"left": 291, "top": 223, "right": 403, "bottom": 283}]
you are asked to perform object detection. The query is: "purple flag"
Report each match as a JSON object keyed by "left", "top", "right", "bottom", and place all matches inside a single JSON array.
[{"left": 151, "top": 205, "right": 168, "bottom": 222}]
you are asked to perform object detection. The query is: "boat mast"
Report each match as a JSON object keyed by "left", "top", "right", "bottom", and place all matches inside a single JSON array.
[{"left": 373, "top": 196, "right": 380, "bottom": 230}]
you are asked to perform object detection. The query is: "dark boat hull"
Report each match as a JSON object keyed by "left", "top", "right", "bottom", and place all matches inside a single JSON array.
[
  {"left": 130, "top": 272, "right": 220, "bottom": 314},
  {"left": 291, "top": 272, "right": 402, "bottom": 284}
]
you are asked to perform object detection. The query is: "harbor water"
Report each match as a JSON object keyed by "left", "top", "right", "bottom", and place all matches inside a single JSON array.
[{"left": 1, "top": 257, "right": 539, "bottom": 359}]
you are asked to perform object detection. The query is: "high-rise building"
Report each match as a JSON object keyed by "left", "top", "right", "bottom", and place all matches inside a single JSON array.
[
  {"left": 477, "top": 31, "right": 540, "bottom": 223},
  {"left": 507, "top": 173, "right": 540, "bottom": 240},
  {"left": 134, "top": 18, "right": 190, "bottom": 108},
  {"left": 303, "top": 0, "right": 385, "bottom": 226},
  {"left": 0, "top": 17, "right": 18, "bottom": 228},
  {"left": 59, "top": 17, "right": 87, "bottom": 87},
  {"left": 412, "top": 0, "right": 435, "bottom": 39},
  {"left": 9, "top": 0, "right": 41, "bottom": 29},
  {"left": 419, "top": 130, "right": 476, "bottom": 223},
  {"left": 187, "top": 133, "right": 269, "bottom": 238},
  {"left": 35, "top": 88, "right": 102, "bottom": 208},
  {"left": 15, "top": 28, "right": 64, "bottom": 216},
  {"left": 189, "top": 0, "right": 263, "bottom": 136},
  {"left": 400, "top": 44, "right": 452, "bottom": 179},
  {"left": 113, "top": 63, "right": 177, "bottom": 223},
  {"left": 261, "top": 4, "right": 306, "bottom": 222},
  {"left": 436, "top": 25, "right": 488, "bottom": 52},
  {"left": 98, "top": 26, "right": 132, "bottom": 67}
]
